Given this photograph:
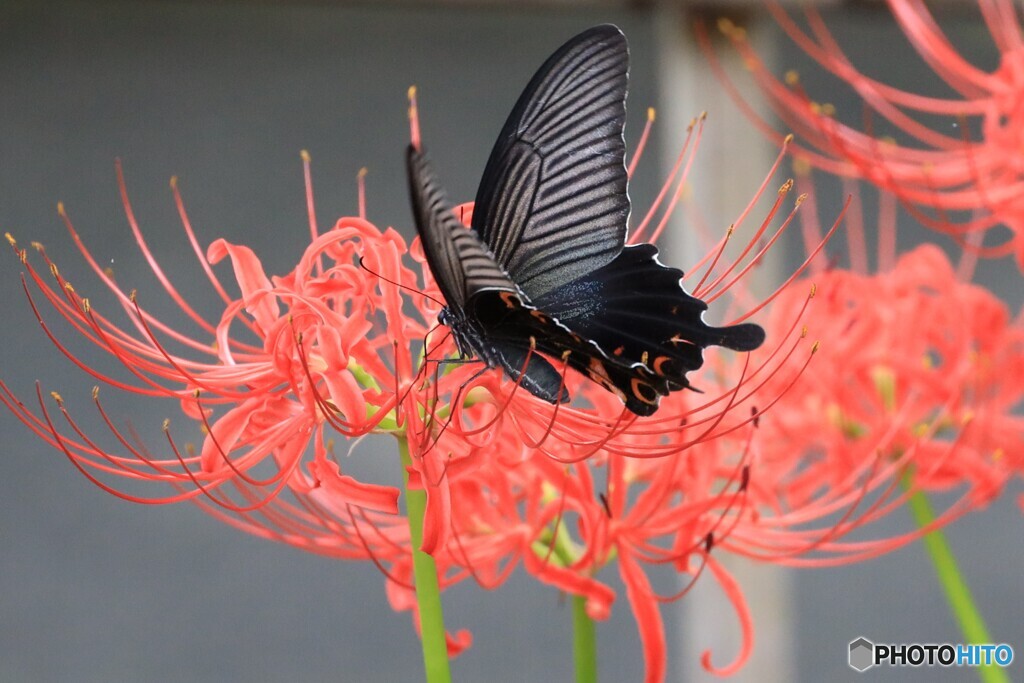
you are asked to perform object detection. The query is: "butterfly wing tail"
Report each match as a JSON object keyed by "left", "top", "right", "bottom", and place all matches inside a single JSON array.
[{"left": 705, "top": 322, "right": 766, "bottom": 352}]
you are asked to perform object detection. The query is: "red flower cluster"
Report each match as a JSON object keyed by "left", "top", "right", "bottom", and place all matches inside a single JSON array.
[
  {"left": 7, "top": 26, "right": 1022, "bottom": 673},
  {"left": 1, "top": 112, "right": 819, "bottom": 678},
  {"left": 725, "top": 181, "right": 1024, "bottom": 569}
]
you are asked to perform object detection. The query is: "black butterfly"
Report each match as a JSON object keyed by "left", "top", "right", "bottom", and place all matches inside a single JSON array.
[{"left": 406, "top": 24, "right": 764, "bottom": 417}]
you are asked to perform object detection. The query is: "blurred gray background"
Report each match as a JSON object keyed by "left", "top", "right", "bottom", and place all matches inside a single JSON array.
[{"left": 0, "top": 1, "right": 1020, "bottom": 681}]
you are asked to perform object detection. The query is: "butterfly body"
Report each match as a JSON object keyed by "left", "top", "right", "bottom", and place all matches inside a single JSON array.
[{"left": 407, "top": 25, "right": 764, "bottom": 416}]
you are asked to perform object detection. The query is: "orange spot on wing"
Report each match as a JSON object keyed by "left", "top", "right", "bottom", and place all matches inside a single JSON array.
[
  {"left": 652, "top": 355, "right": 673, "bottom": 376},
  {"left": 630, "top": 378, "right": 659, "bottom": 404},
  {"left": 499, "top": 291, "right": 519, "bottom": 309}
]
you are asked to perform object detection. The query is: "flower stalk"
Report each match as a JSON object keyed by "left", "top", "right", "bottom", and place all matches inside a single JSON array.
[
  {"left": 573, "top": 594, "right": 598, "bottom": 683},
  {"left": 908, "top": 489, "right": 1008, "bottom": 683},
  {"left": 399, "top": 434, "right": 452, "bottom": 683}
]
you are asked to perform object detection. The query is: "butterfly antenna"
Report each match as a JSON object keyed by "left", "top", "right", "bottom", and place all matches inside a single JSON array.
[{"left": 357, "top": 255, "right": 446, "bottom": 308}]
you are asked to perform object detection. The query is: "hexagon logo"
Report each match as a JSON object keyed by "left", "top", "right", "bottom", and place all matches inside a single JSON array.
[{"left": 849, "top": 637, "right": 875, "bottom": 672}]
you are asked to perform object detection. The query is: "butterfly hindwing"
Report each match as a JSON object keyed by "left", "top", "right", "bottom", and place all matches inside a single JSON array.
[
  {"left": 472, "top": 24, "right": 630, "bottom": 300},
  {"left": 467, "top": 289, "right": 669, "bottom": 415},
  {"left": 532, "top": 244, "right": 766, "bottom": 389}
]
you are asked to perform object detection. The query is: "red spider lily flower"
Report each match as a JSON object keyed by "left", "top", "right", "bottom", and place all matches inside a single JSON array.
[
  {"left": 1, "top": 95, "right": 819, "bottom": 672},
  {"left": 418, "top": 303, "right": 826, "bottom": 680},
  {"left": 718, "top": 180, "right": 1024, "bottom": 569},
  {"left": 0, "top": 158, "right": 485, "bottom": 652},
  {"left": 701, "top": 0, "right": 1024, "bottom": 270},
  {"left": 414, "top": 253, "right": 825, "bottom": 680},
  {"left": 386, "top": 106, "right": 834, "bottom": 681}
]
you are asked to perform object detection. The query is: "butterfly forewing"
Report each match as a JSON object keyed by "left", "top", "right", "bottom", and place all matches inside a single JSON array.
[
  {"left": 407, "top": 146, "right": 518, "bottom": 308},
  {"left": 472, "top": 24, "right": 630, "bottom": 300}
]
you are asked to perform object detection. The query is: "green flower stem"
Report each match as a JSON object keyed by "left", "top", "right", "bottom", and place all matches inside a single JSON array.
[
  {"left": 536, "top": 515, "right": 597, "bottom": 683},
  {"left": 398, "top": 434, "right": 452, "bottom": 683},
  {"left": 907, "top": 489, "right": 1008, "bottom": 683},
  {"left": 348, "top": 359, "right": 381, "bottom": 392},
  {"left": 573, "top": 594, "right": 598, "bottom": 683}
]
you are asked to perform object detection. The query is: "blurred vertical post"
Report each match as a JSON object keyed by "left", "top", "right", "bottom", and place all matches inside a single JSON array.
[{"left": 652, "top": 3, "right": 795, "bottom": 680}]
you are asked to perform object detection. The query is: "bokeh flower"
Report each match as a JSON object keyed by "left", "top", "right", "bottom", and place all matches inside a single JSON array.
[
  {"left": 717, "top": 179, "right": 1024, "bottom": 569},
  {"left": 702, "top": 0, "right": 1024, "bottom": 269}
]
